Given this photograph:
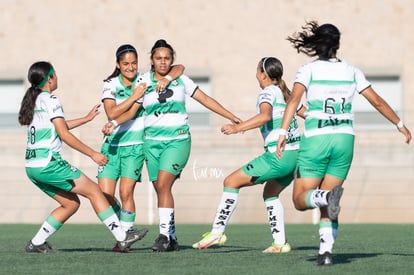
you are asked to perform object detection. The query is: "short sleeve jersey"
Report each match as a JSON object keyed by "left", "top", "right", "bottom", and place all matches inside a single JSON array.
[
  {"left": 25, "top": 91, "right": 64, "bottom": 167},
  {"left": 102, "top": 74, "right": 145, "bottom": 146},
  {"left": 137, "top": 72, "right": 198, "bottom": 141},
  {"left": 295, "top": 59, "right": 371, "bottom": 137},
  {"left": 258, "top": 85, "right": 300, "bottom": 152}
]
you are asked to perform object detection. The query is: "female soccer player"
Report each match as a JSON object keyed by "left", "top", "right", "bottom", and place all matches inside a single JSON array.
[
  {"left": 192, "top": 57, "right": 305, "bottom": 252},
  {"left": 276, "top": 21, "right": 412, "bottom": 265},
  {"left": 103, "top": 39, "right": 240, "bottom": 252},
  {"left": 19, "top": 61, "right": 147, "bottom": 253},
  {"left": 98, "top": 44, "right": 184, "bottom": 252}
]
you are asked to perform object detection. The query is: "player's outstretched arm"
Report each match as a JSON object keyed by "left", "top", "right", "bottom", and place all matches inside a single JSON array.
[
  {"left": 192, "top": 88, "right": 241, "bottom": 124},
  {"left": 54, "top": 117, "right": 108, "bottom": 166},
  {"left": 66, "top": 103, "right": 101, "bottom": 130}
]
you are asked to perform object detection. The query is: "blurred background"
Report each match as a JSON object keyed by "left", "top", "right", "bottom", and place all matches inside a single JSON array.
[{"left": 1, "top": 0, "right": 413, "bottom": 225}]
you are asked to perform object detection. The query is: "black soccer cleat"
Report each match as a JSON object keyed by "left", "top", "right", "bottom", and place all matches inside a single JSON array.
[
  {"left": 327, "top": 185, "right": 343, "bottom": 221},
  {"left": 316, "top": 252, "right": 333, "bottom": 266},
  {"left": 117, "top": 227, "right": 148, "bottom": 252},
  {"left": 151, "top": 234, "right": 179, "bottom": 252}
]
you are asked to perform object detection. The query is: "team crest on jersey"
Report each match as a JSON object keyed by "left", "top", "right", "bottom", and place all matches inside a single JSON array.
[{"left": 157, "top": 88, "right": 173, "bottom": 103}]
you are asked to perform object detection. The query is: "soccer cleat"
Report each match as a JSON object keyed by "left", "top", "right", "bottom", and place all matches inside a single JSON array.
[
  {"left": 316, "top": 251, "right": 333, "bottom": 265},
  {"left": 327, "top": 185, "right": 344, "bottom": 221},
  {"left": 112, "top": 242, "right": 130, "bottom": 253},
  {"left": 262, "top": 242, "right": 291, "bottom": 253},
  {"left": 168, "top": 237, "right": 180, "bottom": 251},
  {"left": 151, "top": 234, "right": 169, "bottom": 252},
  {"left": 192, "top": 232, "right": 227, "bottom": 249},
  {"left": 25, "top": 240, "right": 54, "bottom": 253},
  {"left": 117, "top": 227, "right": 148, "bottom": 252},
  {"left": 112, "top": 228, "right": 138, "bottom": 252},
  {"left": 151, "top": 234, "right": 179, "bottom": 252}
]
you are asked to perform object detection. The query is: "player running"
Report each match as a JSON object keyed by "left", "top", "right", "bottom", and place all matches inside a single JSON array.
[
  {"left": 277, "top": 21, "right": 411, "bottom": 265},
  {"left": 192, "top": 57, "right": 305, "bottom": 252}
]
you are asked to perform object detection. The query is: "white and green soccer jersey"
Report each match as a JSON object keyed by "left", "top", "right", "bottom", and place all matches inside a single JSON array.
[
  {"left": 102, "top": 74, "right": 145, "bottom": 146},
  {"left": 296, "top": 59, "right": 371, "bottom": 137},
  {"left": 137, "top": 72, "right": 198, "bottom": 141},
  {"left": 258, "top": 85, "right": 300, "bottom": 153},
  {"left": 25, "top": 91, "right": 64, "bottom": 168}
]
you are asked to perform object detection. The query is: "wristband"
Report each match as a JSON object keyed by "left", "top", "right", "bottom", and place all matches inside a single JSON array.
[
  {"left": 110, "top": 120, "right": 119, "bottom": 128},
  {"left": 396, "top": 120, "right": 404, "bottom": 129},
  {"left": 279, "top": 128, "right": 287, "bottom": 136},
  {"left": 165, "top": 75, "right": 173, "bottom": 81}
]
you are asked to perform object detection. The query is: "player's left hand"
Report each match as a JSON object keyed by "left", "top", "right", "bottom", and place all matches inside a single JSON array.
[
  {"left": 102, "top": 122, "right": 115, "bottom": 136},
  {"left": 85, "top": 103, "right": 101, "bottom": 122}
]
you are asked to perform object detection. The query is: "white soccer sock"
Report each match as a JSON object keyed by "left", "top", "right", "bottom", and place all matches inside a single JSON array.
[
  {"left": 120, "top": 210, "right": 136, "bottom": 232},
  {"left": 318, "top": 220, "right": 338, "bottom": 254},
  {"left": 211, "top": 187, "right": 239, "bottom": 235},
  {"left": 306, "top": 189, "right": 329, "bottom": 208},
  {"left": 169, "top": 210, "right": 177, "bottom": 240},
  {"left": 97, "top": 207, "right": 126, "bottom": 241},
  {"left": 159, "top": 208, "right": 174, "bottom": 238},
  {"left": 31, "top": 215, "right": 63, "bottom": 245},
  {"left": 264, "top": 197, "right": 286, "bottom": 245}
]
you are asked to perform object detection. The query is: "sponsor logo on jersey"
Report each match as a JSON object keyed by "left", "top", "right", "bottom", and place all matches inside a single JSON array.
[{"left": 53, "top": 104, "right": 62, "bottom": 113}]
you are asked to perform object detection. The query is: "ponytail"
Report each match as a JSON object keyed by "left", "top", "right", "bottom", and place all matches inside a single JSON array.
[
  {"left": 18, "top": 86, "right": 42, "bottom": 125},
  {"left": 278, "top": 79, "right": 291, "bottom": 103},
  {"left": 19, "top": 61, "right": 53, "bottom": 125},
  {"left": 260, "top": 57, "right": 290, "bottom": 101}
]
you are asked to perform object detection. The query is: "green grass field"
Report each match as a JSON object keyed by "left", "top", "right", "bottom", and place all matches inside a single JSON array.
[{"left": 1, "top": 224, "right": 413, "bottom": 274}]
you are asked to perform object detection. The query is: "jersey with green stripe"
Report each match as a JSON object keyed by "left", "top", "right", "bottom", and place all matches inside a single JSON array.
[
  {"left": 25, "top": 91, "right": 64, "bottom": 167},
  {"left": 258, "top": 85, "right": 300, "bottom": 153},
  {"left": 296, "top": 59, "right": 371, "bottom": 137},
  {"left": 102, "top": 74, "right": 144, "bottom": 146},
  {"left": 137, "top": 72, "right": 198, "bottom": 141}
]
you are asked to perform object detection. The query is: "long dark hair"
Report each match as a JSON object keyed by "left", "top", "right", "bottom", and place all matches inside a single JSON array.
[
  {"left": 287, "top": 21, "right": 341, "bottom": 59},
  {"left": 150, "top": 39, "right": 175, "bottom": 72},
  {"left": 260, "top": 57, "right": 291, "bottom": 102},
  {"left": 18, "top": 61, "right": 54, "bottom": 125},
  {"left": 104, "top": 44, "right": 138, "bottom": 81}
]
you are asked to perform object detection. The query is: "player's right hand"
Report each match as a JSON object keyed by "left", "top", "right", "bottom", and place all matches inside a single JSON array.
[
  {"left": 276, "top": 135, "right": 286, "bottom": 159},
  {"left": 91, "top": 152, "right": 108, "bottom": 166}
]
